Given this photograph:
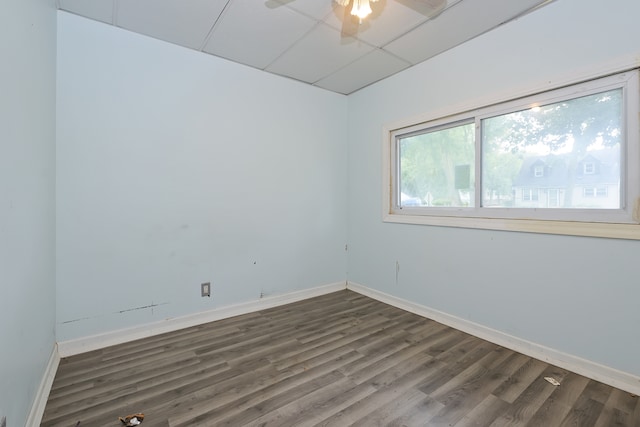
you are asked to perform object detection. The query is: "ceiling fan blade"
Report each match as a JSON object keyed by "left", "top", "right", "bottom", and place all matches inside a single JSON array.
[
  {"left": 393, "top": 0, "right": 446, "bottom": 18},
  {"left": 341, "top": 12, "right": 360, "bottom": 38},
  {"left": 330, "top": 0, "right": 360, "bottom": 39},
  {"left": 264, "top": 0, "right": 295, "bottom": 9}
]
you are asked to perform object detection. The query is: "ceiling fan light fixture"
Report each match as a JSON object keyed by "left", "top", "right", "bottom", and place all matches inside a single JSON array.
[
  {"left": 350, "top": 0, "right": 372, "bottom": 21},
  {"left": 334, "top": 0, "right": 350, "bottom": 7}
]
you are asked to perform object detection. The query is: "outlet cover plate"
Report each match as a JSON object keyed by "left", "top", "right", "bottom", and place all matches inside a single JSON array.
[{"left": 201, "top": 282, "right": 211, "bottom": 297}]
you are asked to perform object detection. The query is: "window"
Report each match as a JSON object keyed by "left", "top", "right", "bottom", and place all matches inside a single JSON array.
[
  {"left": 522, "top": 188, "right": 539, "bottom": 202},
  {"left": 398, "top": 121, "right": 474, "bottom": 208},
  {"left": 584, "top": 187, "right": 608, "bottom": 197},
  {"left": 583, "top": 162, "right": 595, "bottom": 174},
  {"left": 384, "top": 69, "right": 640, "bottom": 239},
  {"left": 548, "top": 189, "right": 561, "bottom": 208}
]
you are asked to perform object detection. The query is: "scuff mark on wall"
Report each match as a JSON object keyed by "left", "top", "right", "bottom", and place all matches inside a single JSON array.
[
  {"left": 61, "top": 316, "right": 92, "bottom": 324},
  {"left": 59, "top": 302, "right": 170, "bottom": 325},
  {"left": 116, "top": 302, "right": 169, "bottom": 314}
]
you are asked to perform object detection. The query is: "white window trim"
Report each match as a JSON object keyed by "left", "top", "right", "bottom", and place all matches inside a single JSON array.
[
  {"left": 382, "top": 68, "right": 640, "bottom": 240},
  {"left": 583, "top": 162, "right": 595, "bottom": 175}
]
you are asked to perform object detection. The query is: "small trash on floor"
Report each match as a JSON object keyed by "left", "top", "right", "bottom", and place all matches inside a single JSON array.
[
  {"left": 118, "top": 413, "right": 144, "bottom": 426},
  {"left": 544, "top": 376, "right": 561, "bottom": 386}
]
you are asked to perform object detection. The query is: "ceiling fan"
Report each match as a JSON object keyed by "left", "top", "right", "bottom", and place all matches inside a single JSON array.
[
  {"left": 266, "top": 0, "right": 447, "bottom": 39},
  {"left": 341, "top": 0, "right": 446, "bottom": 21}
]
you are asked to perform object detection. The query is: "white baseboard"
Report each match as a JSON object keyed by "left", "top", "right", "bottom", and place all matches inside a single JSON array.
[
  {"left": 25, "top": 344, "right": 60, "bottom": 427},
  {"left": 347, "top": 281, "right": 640, "bottom": 396},
  {"left": 57, "top": 281, "right": 347, "bottom": 358}
]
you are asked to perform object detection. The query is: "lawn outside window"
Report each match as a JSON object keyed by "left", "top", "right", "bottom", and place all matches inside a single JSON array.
[{"left": 384, "top": 69, "right": 640, "bottom": 239}]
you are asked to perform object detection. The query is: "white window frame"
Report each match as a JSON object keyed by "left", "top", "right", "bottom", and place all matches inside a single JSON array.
[
  {"left": 584, "top": 187, "right": 608, "bottom": 198},
  {"left": 523, "top": 188, "right": 539, "bottom": 202},
  {"left": 583, "top": 162, "right": 595, "bottom": 175},
  {"left": 383, "top": 69, "right": 640, "bottom": 240},
  {"left": 547, "top": 189, "right": 561, "bottom": 208}
]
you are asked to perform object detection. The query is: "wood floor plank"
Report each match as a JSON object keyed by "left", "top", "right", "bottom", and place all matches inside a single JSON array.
[
  {"left": 169, "top": 351, "right": 364, "bottom": 426},
  {"left": 344, "top": 339, "right": 439, "bottom": 386},
  {"left": 559, "top": 398, "right": 604, "bottom": 427},
  {"left": 348, "top": 388, "right": 429, "bottom": 427},
  {"left": 427, "top": 351, "right": 528, "bottom": 426},
  {"left": 313, "top": 352, "right": 442, "bottom": 426},
  {"left": 213, "top": 370, "right": 347, "bottom": 426},
  {"left": 593, "top": 388, "right": 640, "bottom": 427},
  {"left": 525, "top": 372, "right": 590, "bottom": 426},
  {"left": 41, "top": 290, "right": 640, "bottom": 427},
  {"left": 418, "top": 339, "right": 498, "bottom": 396},
  {"left": 490, "top": 357, "right": 549, "bottom": 404},
  {"left": 606, "top": 388, "right": 639, "bottom": 416},
  {"left": 386, "top": 395, "right": 445, "bottom": 426},
  {"left": 243, "top": 377, "right": 364, "bottom": 427},
  {"left": 42, "top": 358, "right": 244, "bottom": 427},
  {"left": 489, "top": 365, "right": 570, "bottom": 427},
  {"left": 429, "top": 348, "right": 512, "bottom": 402},
  {"left": 558, "top": 380, "right": 612, "bottom": 427},
  {"left": 46, "top": 352, "right": 203, "bottom": 406},
  {"left": 275, "top": 378, "right": 379, "bottom": 427},
  {"left": 453, "top": 394, "right": 510, "bottom": 427}
]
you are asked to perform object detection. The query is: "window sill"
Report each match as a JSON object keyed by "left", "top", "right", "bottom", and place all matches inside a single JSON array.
[{"left": 382, "top": 213, "right": 640, "bottom": 240}]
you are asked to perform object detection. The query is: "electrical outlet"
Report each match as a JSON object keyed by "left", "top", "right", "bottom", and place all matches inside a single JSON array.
[{"left": 201, "top": 282, "right": 211, "bottom": 297}]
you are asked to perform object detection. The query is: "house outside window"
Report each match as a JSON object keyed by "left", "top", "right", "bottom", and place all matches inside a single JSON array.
[{"left": 512, "top": 146, "right": 619, "bottom": 209}]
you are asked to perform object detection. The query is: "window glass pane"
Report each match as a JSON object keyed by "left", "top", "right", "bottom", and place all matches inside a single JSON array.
[
  {"left": 399, "top": 122, "right": 475, "bottom": 207},
  {"left": 482, "top": 89, "right": 622, "bottom": 209}
]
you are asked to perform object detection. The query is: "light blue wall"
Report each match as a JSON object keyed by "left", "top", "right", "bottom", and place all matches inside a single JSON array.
[
  {"left": 8, "top": 3, "right": 640, "bottom": 423},
  {"left": 347, "top": 0, "right": 640, "bottom": 377},
  {"left": 0, "top": 0, "right": 57, "bottom": 425},
  {"left": 56, "top": 12, "right": 348, "bottom": 341}
]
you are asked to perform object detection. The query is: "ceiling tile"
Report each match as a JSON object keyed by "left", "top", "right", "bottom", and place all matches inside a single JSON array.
[
  {"left": 385, "top": 0, "right": 548, "bottom": 64},
  {"left": 266, "top": 22, "right": 375, "bottom": 84},
  {"left": 116, "top": 0, "right": 229, "bottom": 50},
  {"left": 204, "top": 0, "right": 318, "bottom": 70},
  {"left": 277, "top": 0, "right": 335, "bottom": 21},
  {"left": 314, "top": 48, "right": 411, "bottom": 94},
  {"left": 59, "top": 0, "right": 115, "bottom": 24},
  {"left": 57, "top": 0, "right": 555, "bottom": 95}
]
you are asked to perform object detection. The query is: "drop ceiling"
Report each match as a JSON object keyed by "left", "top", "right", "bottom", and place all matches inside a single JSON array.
[{"left": 57, "top": 0, "right": 553, "bottom": 95}]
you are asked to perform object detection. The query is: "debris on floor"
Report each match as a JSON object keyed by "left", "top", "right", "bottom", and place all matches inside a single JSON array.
[
  {"left": 119, "top": 413, "right": 144, "bottom": 426},
  {"left": 544, "top": 376, "right": 561, "bottom": 386}
]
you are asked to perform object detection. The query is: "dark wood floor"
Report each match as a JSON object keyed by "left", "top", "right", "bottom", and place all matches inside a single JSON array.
[{"left": 41, "top": 290, "right": 640, "bottom": 427}]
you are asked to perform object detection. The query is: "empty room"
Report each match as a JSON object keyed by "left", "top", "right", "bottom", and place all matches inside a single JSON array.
[{"left": 2, "top": 0, "right": 640, "bottom": 425}]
